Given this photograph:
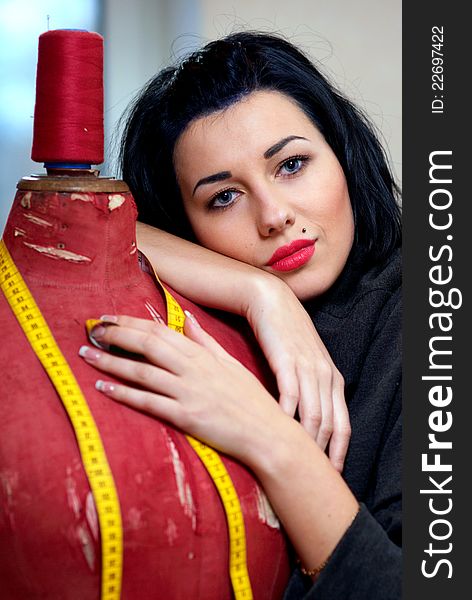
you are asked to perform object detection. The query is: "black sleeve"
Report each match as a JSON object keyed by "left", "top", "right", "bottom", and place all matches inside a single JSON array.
[
  {"left": 283, "top": 503, "right": 401, "bottom": 600},
  {"left": 284, "top": 291, "right": 402, "bottom": 600}
]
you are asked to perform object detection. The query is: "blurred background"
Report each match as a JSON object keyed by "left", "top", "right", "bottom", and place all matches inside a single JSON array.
[{"left": 0, "top": 0, "right": 401, "bottom": 234}]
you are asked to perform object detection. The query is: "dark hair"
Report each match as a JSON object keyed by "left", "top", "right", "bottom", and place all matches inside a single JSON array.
[{"left": 120, "top": 31, "right": 401, "bottom": 262}]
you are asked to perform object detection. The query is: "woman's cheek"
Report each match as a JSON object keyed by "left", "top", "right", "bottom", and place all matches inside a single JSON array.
[
  {"left": 192, "top": 218, "right": 238, "bottom": 256},
  {"left": 190, "top": 207, "right": 247, "bottom": 257}
]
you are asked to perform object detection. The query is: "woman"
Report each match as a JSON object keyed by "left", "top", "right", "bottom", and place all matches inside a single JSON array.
[{"left": 80, "top": 32, "right": 401, "bottom": 598}]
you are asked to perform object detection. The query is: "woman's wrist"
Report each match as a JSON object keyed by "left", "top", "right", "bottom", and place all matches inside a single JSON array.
[
  {"left": 243, "top": 270, "right": 289, "bottom": 323},
  {"left": 246, "top": 414, "right": 360, "bottom": 571},
  {"left": 245, "top": 413, "right": 315, "bottom": 482}
]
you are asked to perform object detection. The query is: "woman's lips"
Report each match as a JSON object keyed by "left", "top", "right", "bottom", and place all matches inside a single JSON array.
[{"left": 266, "top": 239, "right": 316, "bottom": 272}]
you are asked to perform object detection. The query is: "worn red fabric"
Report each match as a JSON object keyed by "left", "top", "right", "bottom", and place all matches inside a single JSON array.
[{"left": 0, "top": 187, "right": 290, "bottom": 599}]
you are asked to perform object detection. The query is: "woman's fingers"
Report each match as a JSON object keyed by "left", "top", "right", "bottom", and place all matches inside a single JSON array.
[
  {"left": 79, "top": 344, "right": 179, "bottom": 396},
  {"left": 100, "top": 313, "right": 164, "bottom": 330},
  {"left": 95, "top": 379, "right": 185, "bottom": 425},
  {"left": 94, "top": 313, "right": 236, "bottom": 366},
  {"left": 96, "top": 314, "right": 196, "bottom": 357},
  {"left": 80, "top": 318, "right": 287, "bottom": 465},
  {"left": 268, "top": 345, "right": 340, "bottom": 454},
  {"left": 326, "top": 375, "right": 350, "bottom": 473},
  {"left": 296, "top": 363, "right": 323, "bottom": 442},
  {"left": 276, "top": 366, "right": 300, "bottom": 418},
  {"left": 313, "top": 364, "right": 334, "bottom": 451},
  {"left": 89, "top": 321, "right": 201, "bottom": 373},
  {"left": 296, "top": 360, "right": 350, "bottom": 473}
]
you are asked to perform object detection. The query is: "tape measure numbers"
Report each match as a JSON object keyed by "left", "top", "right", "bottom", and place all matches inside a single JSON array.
[
  {"left": 186, "top": 437, "right": 252, "bottom": 598},
  {"left": 0, "top": 239, "right": 123, "bottom": 600}
]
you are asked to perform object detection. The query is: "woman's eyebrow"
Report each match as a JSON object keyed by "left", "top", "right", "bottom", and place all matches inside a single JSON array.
[
  {"left": 192, "top": 171, "right": 232, "bottom": 196},
  {"left": 263, "top": 135, "right": 309, "bottom": 159}
]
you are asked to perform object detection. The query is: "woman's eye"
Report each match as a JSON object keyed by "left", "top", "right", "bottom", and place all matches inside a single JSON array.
[
  {"left": 278, "top": 156, "right": 309, "bottom": 176},
  {"left": 210, "top": 189, "right": 239, "bottom": 209}
]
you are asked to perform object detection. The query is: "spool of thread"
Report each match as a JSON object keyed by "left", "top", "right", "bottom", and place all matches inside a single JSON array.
[{"left": 31, "top": 30, "right": 104, "bottom": 166}]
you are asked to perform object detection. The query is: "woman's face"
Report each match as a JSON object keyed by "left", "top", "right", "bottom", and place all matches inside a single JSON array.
[{"left": 174, "top": 90, "right": 355, "bottom": 301}]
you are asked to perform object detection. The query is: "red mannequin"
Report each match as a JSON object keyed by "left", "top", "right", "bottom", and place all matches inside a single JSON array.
[{"left": 0, "top": 178, "right": 290, "bottom": 598}]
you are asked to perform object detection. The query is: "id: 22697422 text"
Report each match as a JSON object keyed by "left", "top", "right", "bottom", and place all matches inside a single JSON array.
[{"left": 431, "top": 26, "right": 445, "bottom": 114}]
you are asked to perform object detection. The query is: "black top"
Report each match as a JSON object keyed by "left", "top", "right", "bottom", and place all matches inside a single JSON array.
[{"left": 283, "top": 247, "right": 402, "bottom": 600}]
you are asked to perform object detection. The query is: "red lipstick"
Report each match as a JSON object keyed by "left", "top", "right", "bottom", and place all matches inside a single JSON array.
[{"left": 266, "top": 239, "right": 315, "bottom": 272}]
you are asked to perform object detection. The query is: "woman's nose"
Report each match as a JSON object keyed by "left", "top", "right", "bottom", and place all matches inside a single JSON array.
[{"left": 256, "top": 195, "right": 296, "bottom": 237}]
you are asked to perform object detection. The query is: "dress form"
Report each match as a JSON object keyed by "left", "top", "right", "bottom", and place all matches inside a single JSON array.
[
  {"left": 0, "top": 178, "right": 290, "bottom": 599},
  {"left": 0, "top": 27, "right": 290, "bottom": 596}
]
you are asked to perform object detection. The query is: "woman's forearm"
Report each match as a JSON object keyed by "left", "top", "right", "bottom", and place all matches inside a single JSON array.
[
  {"left": 136, "top": 221, "right": 273, "bottom": 317},
  {"left": 248, "top": 416, "right": 359, "bottom": 575}
]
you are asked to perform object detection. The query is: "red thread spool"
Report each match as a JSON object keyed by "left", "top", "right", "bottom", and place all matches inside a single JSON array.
[{"left": 31, "top": 30, "right": 104, "bottom": 165}]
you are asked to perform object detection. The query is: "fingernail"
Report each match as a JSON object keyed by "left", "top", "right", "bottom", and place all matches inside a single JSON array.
[
  {"left": 184, "top": 309, "right": 201, "bottom": 328},
  {"left": 99, "top": 315, "right": 119, "bottom": 324},
  {"left": 85, "top": 319, "right": 112, "bottom": 350},
  {"left": 96, "top": 379, "right": 116, "bottom": 393},
  {"left": 90, "top": 325, "right": 106, "bottom": 340},
  {"left": 79, "top": 345, "right": 101, "bottom": 361}
]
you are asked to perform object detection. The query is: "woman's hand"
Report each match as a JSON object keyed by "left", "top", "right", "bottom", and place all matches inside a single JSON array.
[
  {"left": 79, "top": 312, "right": 360, "bottom": 574},
  {"left": 79, "top": 313, "right": 291, "bottom": 468},
  {"left": 244, "top": 274, "right": 350, "bottom": 472}
]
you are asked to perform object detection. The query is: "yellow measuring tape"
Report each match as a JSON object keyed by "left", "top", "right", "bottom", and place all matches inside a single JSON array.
[
  {"left": 142, "top": 252, "right": 253, "bottom": 600},
  {"left": 0, "top": 239, "right": 123, "bottom": 600}
]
